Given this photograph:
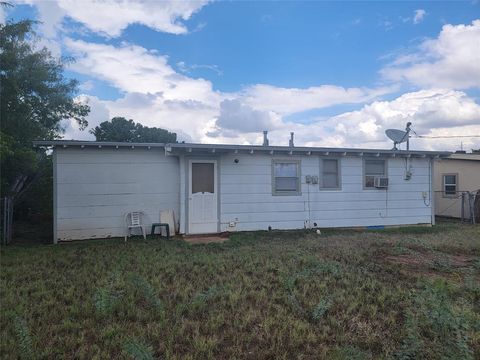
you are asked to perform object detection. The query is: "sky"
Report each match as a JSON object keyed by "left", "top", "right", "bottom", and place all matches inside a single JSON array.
[{"left": 3, "top": 1, "right": 480, "bottom": 151}]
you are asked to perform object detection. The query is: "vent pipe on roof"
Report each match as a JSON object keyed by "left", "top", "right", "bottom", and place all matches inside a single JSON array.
[
  {"left": 289, "top": 132, "right": 294, "bottom": 147},
  {"left": 263, "top": 130, "right": 269, "bottom": 146}
]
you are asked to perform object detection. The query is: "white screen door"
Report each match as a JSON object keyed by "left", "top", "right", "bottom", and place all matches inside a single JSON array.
[{"left": 188, "top": 160, "right": 218, "bottom": 234}]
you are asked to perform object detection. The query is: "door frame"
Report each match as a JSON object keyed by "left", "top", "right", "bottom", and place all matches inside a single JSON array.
[{"left": 187, "top": 159, "right": 219, "bottom": 234}]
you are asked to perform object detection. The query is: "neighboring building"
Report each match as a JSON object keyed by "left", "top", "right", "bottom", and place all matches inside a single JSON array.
[
  {"left": 434, "top": 152, "right": 480, "bottom": 219},
  {"left": 34, "top": 139, "right": 449, "bottom": 243}
]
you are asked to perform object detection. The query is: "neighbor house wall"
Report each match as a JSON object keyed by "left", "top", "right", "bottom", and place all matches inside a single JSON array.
[
  {"left": 55, "top": 147, "right": 180, "bottom": 241},
  {"left": 218, "top": 154, "right": 433, "bottom": 231},
  {"left": 434, "top": 158, "right": 480, "bottom": 218}
]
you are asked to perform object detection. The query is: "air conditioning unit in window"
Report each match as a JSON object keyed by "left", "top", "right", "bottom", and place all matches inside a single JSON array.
[{"left": 374, "top": 176, "right": 389, "bottom": 188}]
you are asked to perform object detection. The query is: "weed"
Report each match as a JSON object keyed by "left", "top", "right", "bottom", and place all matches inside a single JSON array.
[
  {"left": 93, "top": 287, "right": 117, "bottom": 316},
  {"left": 93, "top": 271, "right": 123, "bottom": 316},
  {"left": 311, "top": 298, "right": 333, "bottom": 321},
  {"left": 123, "top": 338, "right": 154, "bottom": 360},
  {"left": 396, "top": 280, "right": 475, "bottom": 359},
  {"left": 191, "top": 285, "right": 224, "bottom": 308},
  {"left": 128, "top": 273, "right": 163, "bottom": 312},
  {"left": 394, "top": 311, "right": 421, "bottom": 360},
  {"left": 13, "top": 316, "right": 34, "bottom": 360}
]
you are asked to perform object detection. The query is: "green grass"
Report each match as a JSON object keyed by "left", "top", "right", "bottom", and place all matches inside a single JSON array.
[{"left": 1, "top": 223, "right": 479, "bottom": 359}]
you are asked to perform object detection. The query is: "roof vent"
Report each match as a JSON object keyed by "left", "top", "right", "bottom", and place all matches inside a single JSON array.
[
  {"left": 289, "top": 132, "right": 294, "bottom": 147},
  {"left": 263, "top": 130, "right": 269, "bottom": 146}
]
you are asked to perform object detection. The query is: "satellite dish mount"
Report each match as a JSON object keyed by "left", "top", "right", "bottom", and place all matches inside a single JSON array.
[{"left": 385, "top": 122, "right": 412, "bottom": 150}]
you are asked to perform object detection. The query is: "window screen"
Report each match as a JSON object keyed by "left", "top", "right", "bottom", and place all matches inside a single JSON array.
[
  {"left": 321, "top": 159, "right": 340, "bottom": 188},
  {"left": 443, "top": 174, "right": 457, "bottom": 196},
  {"left": 192, "top": 163, "right": 214, "bottom": 193},
  {"left": 273, "top": 161, "right": 300, "bottom": 194},
  {"left": 364, "top": 160, "right": 386, "bottom": 188}
]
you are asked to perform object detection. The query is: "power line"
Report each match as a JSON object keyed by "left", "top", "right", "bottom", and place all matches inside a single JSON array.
[{"left": 415, "top": 135, "right": 480, "bottom": 139}]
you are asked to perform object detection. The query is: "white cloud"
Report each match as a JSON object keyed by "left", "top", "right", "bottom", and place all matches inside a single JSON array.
[
  {"left": 79, "top": 80, "right": 94, "bottom": 91},
  {"left": 208, "top": 99, "right": 282, "bottom": 137},
  {"left": 65, "top": 39, "right": 220, "bottom": 106},
  {"left": 61, "top": 95, "right": 110, "bottom": 140},
  {"left": 241, "top": 84, "right": 396, "bottom": 116},
  {"left": 285, "top": 88, "right": 480, "bottom": 151},
  {"left": 63, "top": 38, "right": 403, "bottom": 144},
  {"left": 177, "top": 61, "right": 223, "bottom": 76},
  {"left": 413, "top": 9, "right": 426, "bottom": 24},
  {"left": 102, "top": 92, "right": 219, "bottom": 143},
  {"left": 381, "top": 19, "right": 480, "bottom": 89},
  {"left": 54, "top": 18, "right": 480, "bottom": 152},
  {"left": 205, "top": 89, "right": 480, "bottom": 151},
  {"left": 20, "top": 0, "right": 209, "bottom": 37}
]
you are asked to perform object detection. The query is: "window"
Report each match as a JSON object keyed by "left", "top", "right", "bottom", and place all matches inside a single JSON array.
[
  {"left": 443, "top": 174, "right": 457, "bottom": 196},
  {"left": 191, "top": 163, "right": 214, "bottom": 194},
  {"left": 320, "top": 159, "right": 341, "bottom": 189},
  {"left": 364, "top": 159, "right": 386, "bottom": 188},
  {"left": 273, "top": 160, "right": 300, "bottom": 195}
]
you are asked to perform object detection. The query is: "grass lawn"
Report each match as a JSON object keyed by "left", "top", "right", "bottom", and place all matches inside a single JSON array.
[{"left": 1, "top": 223, "right": 479, "bottom": 359}]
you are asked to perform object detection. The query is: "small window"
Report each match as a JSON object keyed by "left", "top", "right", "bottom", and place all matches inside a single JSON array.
[
  {"left": 273, "top": 160, "right": 300, "bottom": 195},
  {"left": 443, "top": 174, "right": 457, "bottom": 196},
  {"left": 192, "top": 163, "right": 214, "bottom": 193},
  {"left": 364, "top": 159, "right": 386, "bottom": 188},
  {"left": 320, "top": 159, "right": 340, "bottom": 189}
]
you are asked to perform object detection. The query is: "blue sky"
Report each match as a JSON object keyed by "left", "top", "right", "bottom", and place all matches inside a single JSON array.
[{"left": 3, "top": 1, "right": 480, "bottom": 150}]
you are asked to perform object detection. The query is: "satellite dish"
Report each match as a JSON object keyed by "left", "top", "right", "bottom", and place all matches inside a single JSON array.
[
  {"left": 386, "top": 129, "right": 408, "bottom": 143},
  {"left": 386, "top": 128, "right": 409, "bottom": 150}
]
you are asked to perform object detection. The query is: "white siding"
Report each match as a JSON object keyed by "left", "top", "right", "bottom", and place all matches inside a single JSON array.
[
  {"left": 55, "top": 148, "right": 180, "bottom": 241},
  {"left": 219, "top": 154, "right": 433, "bottom": 231},
  {"left": 54, "top": 147, "right": 434, "bottom": 240}
]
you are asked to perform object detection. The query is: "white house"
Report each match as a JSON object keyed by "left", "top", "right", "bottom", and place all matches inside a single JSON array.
[{"left": 34, "top": 138, "right": 449, "bottom": 243}]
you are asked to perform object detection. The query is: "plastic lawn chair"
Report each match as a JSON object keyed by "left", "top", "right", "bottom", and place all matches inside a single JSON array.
[{"left": 124, "top": 211, "right": 146, "bottom": 242}]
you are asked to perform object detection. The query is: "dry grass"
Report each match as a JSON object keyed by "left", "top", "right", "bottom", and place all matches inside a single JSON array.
[{"left": 1, "top": 222, "right": 479, "bottom": 359}]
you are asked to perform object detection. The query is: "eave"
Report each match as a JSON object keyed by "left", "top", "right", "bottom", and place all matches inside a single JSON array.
[{"left": 33, "top": 140, "right": 451, "bottom": 158}]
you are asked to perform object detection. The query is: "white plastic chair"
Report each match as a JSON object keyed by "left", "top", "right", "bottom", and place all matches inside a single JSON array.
[{"left": 124, "top": 211, "right": 146, "bottom": 242}]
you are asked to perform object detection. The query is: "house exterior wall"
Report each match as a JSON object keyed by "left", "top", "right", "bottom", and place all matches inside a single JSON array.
[
  {"left": 54, "top": 147, "right": 435, "bottom": 241},
  {"left": 55, "top": 147, "right": 180, "bottom": 241},
  {"left": 218, "top": 154, "right": 433, "bottom": 232},
  {"left": 434, "top": 158, "right": 480, "bottom": 218}
]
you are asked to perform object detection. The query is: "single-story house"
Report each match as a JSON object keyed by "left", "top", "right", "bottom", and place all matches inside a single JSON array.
[
  {"left": 34, "top": 137, "right": 449, "bottom": 243},
  {"left": 434, "top": 152, "right": 480, "bottom": 220}
]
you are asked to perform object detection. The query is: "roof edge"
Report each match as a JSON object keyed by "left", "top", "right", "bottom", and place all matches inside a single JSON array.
[{"left": 33, "top": 140, "right": 451, "bottom": 157}]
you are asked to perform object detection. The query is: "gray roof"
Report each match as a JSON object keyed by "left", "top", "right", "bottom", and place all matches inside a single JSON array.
[
  {"left": 444, "top": 153, "right": 480, "bottom": 161},
  {"left": 33, "top": 140, "right": 451, "bottom": 158}
]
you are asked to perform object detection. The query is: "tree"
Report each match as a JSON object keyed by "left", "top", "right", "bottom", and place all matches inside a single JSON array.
[
  {"left": 0, "top": 19, "right": 89, "bottom": 242},
  {"left": 91, "top": 117, "right": 177, "bottom": 143}
]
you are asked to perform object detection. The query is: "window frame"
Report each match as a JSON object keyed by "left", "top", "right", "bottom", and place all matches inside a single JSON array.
[
  {"left": 319, "top": 157, "right": 342, "bottom": 190},
  {"left": 442, "top": 173, "right": 458, "bottom": 198},
  {"left": 272, "top": 159, "right": 301, "bottom": 196},
  {"left": 363, "top": 158, "right": 388, "bottom": 190}
]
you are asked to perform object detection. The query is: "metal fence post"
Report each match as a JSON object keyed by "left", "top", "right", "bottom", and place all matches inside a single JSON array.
[{"left": 1, "top": 197, "right": 13, "bottom": 245}]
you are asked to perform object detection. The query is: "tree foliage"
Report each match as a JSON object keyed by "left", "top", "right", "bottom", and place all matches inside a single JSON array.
[
  {"left": 0, "top": 19, "right": 89, "bottom": 200},
  {"left": 91, "top": 117, "right": 177, "bottom": 143}
]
